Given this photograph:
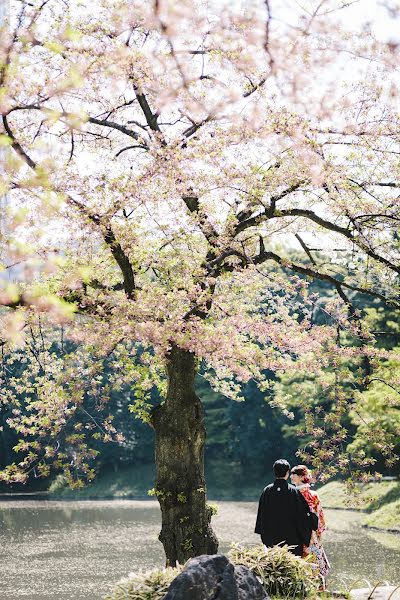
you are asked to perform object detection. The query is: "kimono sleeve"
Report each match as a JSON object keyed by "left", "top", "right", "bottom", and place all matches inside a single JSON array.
[
  {"left": 315, "top": 491, "right": 327, "bottom": 536},
  {"left": 296, "top": 491, "right": 312, "bottom": 547},
  {"left": 255, "top": 488, "right": 268, "bottom": 535}
]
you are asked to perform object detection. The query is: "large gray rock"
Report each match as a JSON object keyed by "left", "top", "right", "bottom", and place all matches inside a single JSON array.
[{"left": 163, "top": 554, "right": 269, "bottom": 600}]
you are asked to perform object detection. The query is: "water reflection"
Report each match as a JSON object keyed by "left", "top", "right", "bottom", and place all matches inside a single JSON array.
[
  {"left": 0, "top": 500, "right": 164, "bottom": 600},
  {"left": 0, "top": 500, "right": 398, "bottom": 600}
]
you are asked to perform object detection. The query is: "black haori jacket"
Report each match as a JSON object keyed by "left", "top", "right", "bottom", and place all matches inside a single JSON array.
[{"left": 255, "top": 479, "right": 312, "bottom": 548}]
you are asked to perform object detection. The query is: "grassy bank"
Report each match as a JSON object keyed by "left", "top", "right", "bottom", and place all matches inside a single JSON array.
[
  {"left": 49, "top": 468, "right": 400, "bottom": 534},
  {"left": 317, "top": 481, "right": 400, "bottom": 533},
  {"left": 48, "top": 462, "right": 263, "bottom": 500},
  {"left": 362, "top": 499, "right": 400, "bottom": 532}
]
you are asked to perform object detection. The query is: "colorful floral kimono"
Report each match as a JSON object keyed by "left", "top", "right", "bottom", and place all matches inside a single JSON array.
[{"left": 297, "top": 483, "right": 330, "bottom": 584}]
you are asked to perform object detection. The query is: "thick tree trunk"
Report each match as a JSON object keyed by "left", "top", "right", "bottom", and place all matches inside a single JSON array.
[{"left": 151, "top": 346, "right": 218, "bottom": 566}]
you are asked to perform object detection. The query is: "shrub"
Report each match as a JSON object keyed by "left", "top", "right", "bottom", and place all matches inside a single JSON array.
[
  {"left": 229, "top": 543, "right": 319, "bottom": 598},
  {"left": 104, "top": 566, "right": 182, "bottom": 600}
]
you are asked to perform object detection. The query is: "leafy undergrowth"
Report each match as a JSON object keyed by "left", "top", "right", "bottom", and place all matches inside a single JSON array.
[
  {"left": 105, "top": 545, "right": 321, "bottom": 600},
  {"left": 104, "top": 566, "right": 181, "bottom": 600},
  {"left": 229, "top": 544, "right": 320, "bottom": 599}
]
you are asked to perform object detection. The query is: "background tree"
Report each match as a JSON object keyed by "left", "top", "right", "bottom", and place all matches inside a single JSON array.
[
  {"left": 0, "top": 0, "right": 399, "bottom": 565},
  {"left": 275, "top": 291, "right": 400, "bottom": 480}
]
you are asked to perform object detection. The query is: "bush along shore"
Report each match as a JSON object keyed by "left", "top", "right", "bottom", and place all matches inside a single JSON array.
[
  {"left": 317, "top": 480, "right": 400, "bottom": 533},
  {"left": 47, "top": 462, "right": 264, "bottom": 501}
]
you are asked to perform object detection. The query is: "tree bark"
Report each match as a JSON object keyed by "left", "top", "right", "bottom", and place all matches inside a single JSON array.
[{"left": 151, "top": 346, "right": 218, "bottom": 566}]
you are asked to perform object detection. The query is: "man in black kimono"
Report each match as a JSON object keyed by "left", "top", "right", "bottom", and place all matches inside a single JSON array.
[{"left": 255, "top": 459, "right": 312, "bottom": 556}]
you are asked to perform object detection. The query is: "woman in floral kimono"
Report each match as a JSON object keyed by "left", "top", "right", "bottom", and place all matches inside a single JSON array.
[{"left": 290, "top": 465, "right": 330, "bottom": 589}]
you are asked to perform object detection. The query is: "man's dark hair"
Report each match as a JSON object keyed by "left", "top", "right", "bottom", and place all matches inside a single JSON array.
[{"left": 273, "top": 459, "right": 290, "bottom": 478}]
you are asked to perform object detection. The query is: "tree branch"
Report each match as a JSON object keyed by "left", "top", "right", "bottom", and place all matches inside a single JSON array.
[
  {"left": 253, "top": 249, "right": 399, "bottom": 306},
  {"left": 295, "top": 233, "right": 318, "bottom": 265},
  {"left": 87, "top": 116, "right": 145, "bottom": 143},
  {"left": 115, "top": 144, "right": 148, "bottom": 157},
  {"left": 237, "top": 200, "right": 400, "bottom": 275},
  {"left": 132, "top": 85, "right": 164, "bottom": 138},
  {"left": 5, "top": 105, "right": 147, "bottom": 145},
  {"left": 2, "top": 115, "right": 37, "bottom": 169},
  {"left": 235, "top": 180, "right": 306, "bottom": 234},
  {"left": 66, "top": 196, "right": 136, "bottom": 299},
  {"left": 243, "top": 75, "right": 268, "bottom": 98},
  {"left": 206, "top": 246, "right": 399, "bottom": 307},
  {"left": 182, "top": 116, "right": 212, "bottom": 140},
  {"left": 182, "top": 194, "right": 219, "bottom": 247},
  {"left": 3, "top": 123, "right": 137, "bottom": 301},
  {"left": 367, "top": 378, "right": 400, "bottom": 396},
  {"left": 279, "top": 208, "right": 400, "bottom": 275}
]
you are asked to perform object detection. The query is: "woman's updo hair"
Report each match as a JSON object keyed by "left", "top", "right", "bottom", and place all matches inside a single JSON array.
[{"left": 291, "top": 464, "right": 312, "bottom": 484}]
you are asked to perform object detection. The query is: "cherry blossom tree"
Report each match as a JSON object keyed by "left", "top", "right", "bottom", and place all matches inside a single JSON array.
[{"left": 0, "top": 0, "right": 399, "bottom": 564}]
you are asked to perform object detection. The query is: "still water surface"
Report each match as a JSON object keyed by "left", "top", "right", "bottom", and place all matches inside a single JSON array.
[{"left": 0, "top": 499, "right": 399, "bottom": 600}]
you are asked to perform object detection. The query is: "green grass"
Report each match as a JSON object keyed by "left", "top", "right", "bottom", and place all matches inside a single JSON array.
[
  {"left": 317, "top": 480, "right": 400, "bottom": 533},
  {"left": 317, "top": 481, "right": 400, "bottom": 511},
  {"left": 362, "top": 499, "right": 400, "bottom": 532}
]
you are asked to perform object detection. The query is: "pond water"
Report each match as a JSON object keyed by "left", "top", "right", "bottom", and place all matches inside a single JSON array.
[{"left": 0, "top": 499, "right": 399, "bottom": 600}]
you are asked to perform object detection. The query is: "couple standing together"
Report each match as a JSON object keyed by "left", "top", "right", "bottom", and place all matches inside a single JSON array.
[{"left": 255, "top": 459, "right": 330, "bottom": 589}]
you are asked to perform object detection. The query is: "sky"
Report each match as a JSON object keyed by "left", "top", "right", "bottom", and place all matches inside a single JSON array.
[
  {"left": 1, "top": 0, "right": 399, "bottom": 36},
  {"left": 0, "top": 0, "right": 8, "bottom": 22}
]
